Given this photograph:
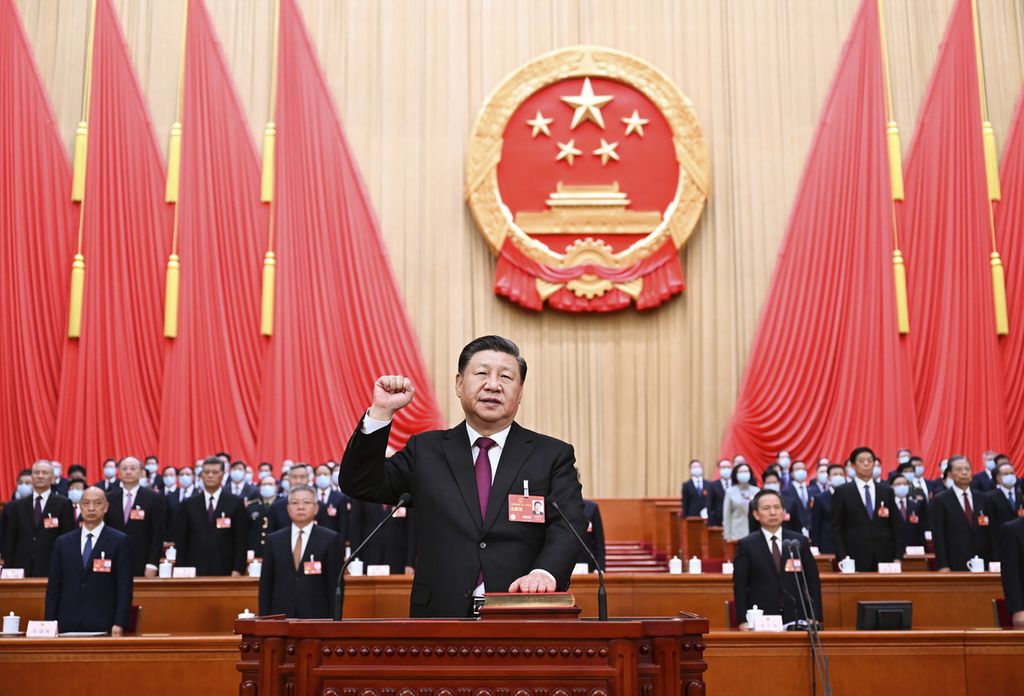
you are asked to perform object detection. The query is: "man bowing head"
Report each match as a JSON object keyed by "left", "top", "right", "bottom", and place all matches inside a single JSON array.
[{"left": 340, "top": 335, "right": 588, "bottom": 617}]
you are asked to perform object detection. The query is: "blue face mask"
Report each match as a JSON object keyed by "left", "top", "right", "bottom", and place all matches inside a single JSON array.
[
  {"left": 1002, "top": 475, "right": 1018, "bottom": 488},
  {"left": 315, "top": 474, "right": 332, "bottom": 490},
  {"left": 904, "top": 471, "right": 916, "bottom": 483},
  {"left": 736, "top": 471, "right": 751, "bottom": 485},
  {"left": 16, "top": 482, "right": 32, "bottom": 499},
  {"left": 720, "top": 467, "right": 733, "bottom": 480},
  {"left": 103, "top": 465, "right": 117, "bottom": 479},
  {"left": 764, "top": 482, "right": 781, "bottom": 492},
  {"left": 331, "top": 471, "right": 340, "bottom": 486},
  {"left": 68, "top": 488, "right": 84, "bottom": 504},
  {"left": 792, "top": 469, "right": 807, "bottom": 483},
  {"left": 281, "top": 479, "right": 291, "bottom": 492},
  {"left": 229, "top": 469, "right": 245, "bottom": 483},
  {"left": 145, "top": 463, "right": 158, "bottom": 475},
  {"left": 915, "top": 465, "right": 925, "bottom": 478},
  {"left": 985, "top": 459, "right": 997, "bottom": 472},
  {"left": 893, "top": 484, "right": 909, "bottom": 498},
  {"left": 817, "top": 471, "right": 829, "bottom": 486},
  {"left": 163, "top": 475, "right": 177, "bottom": 488},
  {"left": 872, "top": 465, "right": 882, "bottom": 479},
  {"left": 260, "top": 484, "right": 278, "bottom": 499},
  {"left": 179, "top": 474, "right": 193, "bottom": 489},
  {"left": 830, "top": 475, "right": 846, "bottom": 489}
]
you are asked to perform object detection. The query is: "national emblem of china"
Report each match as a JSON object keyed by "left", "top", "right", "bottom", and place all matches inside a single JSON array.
[{"left": 465, "top": 46, "right": 709, "bottom": 312}]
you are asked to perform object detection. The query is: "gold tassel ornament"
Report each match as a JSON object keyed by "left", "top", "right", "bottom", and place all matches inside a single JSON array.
[
  {"left": 892, "top": 250, "right": 909, "bottom": 334},
  {"left": 165, "top": 122, "right": 183, "bottom": 203},
  {"left": 982, "top": 121, "right": 1001, "bottom": 201},
  {"left": 260, "top": 251, "right": 276, "bottom": 336},
  {"left": 67, "top": 254, "right": 86, "bottom": 338},
  {"left": 72, "top": 122, "right": 88, "bottom": 202},
  {"left": 163, "top": 254, "right": 181, "bottom": 338},
  {"left": 260, "top": 122, "right": 275, "bottom": 203},
  {"left": 991, "top": 252, "right": 1009, "bottom": 336},
  {"left": 886, "top": 121, "right": 904, "bottom": 201}
]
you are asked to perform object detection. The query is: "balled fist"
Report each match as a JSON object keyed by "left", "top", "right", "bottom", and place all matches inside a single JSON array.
[{"left": 369, "top": 375, "right": 415, "bottom": 421}]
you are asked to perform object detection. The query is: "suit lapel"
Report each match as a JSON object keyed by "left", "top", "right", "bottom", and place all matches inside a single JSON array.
[
  {"left": 756, "top": 532, "right": 781, "bottom": 576},
  {"left": 484, "top": 423, "right": 535, "bottom": 533},
  {"left": 442, "top": 422, "right": 484, "bottom": 530}
]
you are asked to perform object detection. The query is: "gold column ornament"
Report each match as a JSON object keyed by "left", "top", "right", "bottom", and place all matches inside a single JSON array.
[{"left": 72, "top": 0, "right": 98, "bottom": 202}]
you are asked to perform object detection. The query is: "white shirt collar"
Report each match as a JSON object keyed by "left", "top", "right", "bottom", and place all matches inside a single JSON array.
[
  {"left": 291, "top": 522, "right": 314, "bottom": 536},
  {"left": 82, "top": 521, "right": 105, "bottom": 540},
  {"left": 34, "top": 488, "right": 51, "bottom": 503},
  {"left": 760, "top": 526, "right": 783, "bottom": 546},
  {"left": 466, "top": 422, "right": 512, "bottom": 450},
  {"left": 204, "top": 487, "right": 223, "bottom": 502},
  {"left": 122, "top": 484, "right": 140, "bottom": 497}
]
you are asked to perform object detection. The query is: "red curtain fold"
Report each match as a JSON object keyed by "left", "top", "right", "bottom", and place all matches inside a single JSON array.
[
  {"left": 0, "top": 0, "right": 77, "bottom": 497},
  {"left": 157, "top": 0, "right": 267, "bottom": 471},
  {"left": 900, "top": 0, "right": 1007, "bottom": 473},
  {"left": 52, "top": 0, "right": 174, "bottom": 478},
  {"left": 997, "top": 89, "right": 1024, "bottom": 473},
  {"left": 256, "top": 0, "right": 444, "bottom": 465},
  {"left": 720, "top": 0, "right": 920, "bottom": 474}
]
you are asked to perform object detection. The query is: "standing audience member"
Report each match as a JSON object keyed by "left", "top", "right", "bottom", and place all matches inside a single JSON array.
[
  {"left": 578, "top": 499, "right": 607, "bottom": 572},
  {"left": 313, "top": 464, "right": 349, "bottom": 546},
  {"left": 706, "top": 459, "right": 732, "bottom": 527},
  {"left": 971, "top": 451, "right": 998, "bottom": 493},
  {"left": 348, "top": 499, "right": 415, "bottom": 575},
  {"left": 681, "top": 460, "right": 708, "bottom": 518},
  {"left": 248, "top": 475, "right": 281, "bottom": 559},
  {"left": 166, "top": 466, "right": 198, "bottom": 533},
  {"left": 227, "top": 460, "right": 257, "bottom": 500},
  {"left": 782, "top": 460, "right": 813, "bottom": 533},
  {"left": 9, "top": 469, "right": 32, "bottom": 501},
  {"left": 831, "top": 447, "right": 901, "bottom": 571},
  {"left": 96, "top": 459, "right": 121, "bottom": 493},
  {"left": 105, "top": 457, "right": 168, "bottom": 577},
  {"left": 175, "top": 457, "right": 249, "bottom": 576},
  {"left": 50, "top": 461, "right": 69, "bottom": 497},
  {"left": 723, "top": 463, "right": 759, "bottom": 542},
  {"left": 67, "top": 479, "right": 86, "bottom": 526},
  {"left": 267, "top": 466, "right": 312, "bottom": 533},
  {"left": 45, "top": 488, "right": 133, "bottom": 635},
  {"left": 2, "top": 460, "right": 74, "bottom": 576},
  {"left": 999, "top": 517, "right": 1024, "bottom": 629},
  {"left": 891, "top": 473, "right": 926, "bottom": 549},
  {"left": 931, "top": 455, "right": 993, "bottom": 571},
  {"left": 750, "top": 469, "right": 800, "bottom": 535},
  {"left": 989, "top": 460, "right": 1023, "bottom": 560},
  {"left": 811, "top": 464, "right": 848, "bottom": 554}
]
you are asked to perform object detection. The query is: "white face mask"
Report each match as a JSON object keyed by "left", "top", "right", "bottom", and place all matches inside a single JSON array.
[
  {"left": 817, "top": 471, "right": 829, "bottom": 486},
  {"left": 792, "top": 469, "right": 807, "bottom": 483},
  {"left": 985, "top": 458, "right": 997, "bottom": 472},
  {"left": 103, "top": 465, "right": 117, "bottom": 480},
  {"left": 16, "top": 483, "right": 32, "bottom": 498},
  {"left": 872, "top": 465, "right": 882, "bottom": 479},
  {"left": 315, "top": 474, "right": 332, "bottom": 490},
  {"left": 898, "top": 454, "right": 911, "bottom": 465},
  {"left": 145, "top": 463, "right": 158, "bottom": 475},
  {"left": 68, "top": 488, "right": 84, "bottom": 504},
  {"left": 778, "top": 456, "right": 791, "bottom": 469},
  {"left": 893, "top": 484, "right": 909, "bottom": 498},
  {"left": 915, "top": 465, "right": 925, "bottom": 478},
  {"left": 904, "top": 471, "right": 916, "bottom": 483},
  {"left": 1001, "top": 474, "right": 1018, "bottom": 488},
  {"left": 690, "top": 467, "right": 703, "bottom": 478},
  {"left": 736, "top": 471, "right": 751, "bottom": 485},
  {"left": 244, "top": 472, "right": 254, "bottom": 485},
  {"left": 764, "top": 482, "right": 781, "bottom": 492},
  {"left": 830, "top": 475, "right": 846, "bottom": 489},
  {"left": 260, "top": 484, "right": 278, "bottom": 499},
  {"left": 163, "top": 475, "right": 176, "bottom": 488},
  {"left": 720, "top": 467, "right": 733, "bottom": 480},
  {"left": 229, "top": 469, "right": 245, "bottom": 483},
  {"left": 179, "top": 474, "right": 193, "bottom": 489}
]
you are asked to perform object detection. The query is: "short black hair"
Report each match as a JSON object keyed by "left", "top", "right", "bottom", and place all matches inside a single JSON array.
[
  {"left": 827, "top": 463, "right": 846, "bottom": 476},
  {"left": 752, "top": 488, "right": 784, "bottom": 511},
  {"left": 848, "top": 447, "right": 876, "bottom": 466},
  {"left": 215, "top": 451, "right": 231, "bottom": 461},
  {"left": 909, "top": 456, "right": 923, "bottom": 465},
  {"left": 731, "top": 463, "right": 758, "bottom": 486},
  {"left": 202, "top": 456, "right": 226, "bottom": 472},
  {"left": 68, "top": 478, "right": 86, "bottom": 489},
  {"left": 947, "top": 454, "right": 969, "bottom": 471},
  {"left": 762, "top": 469, "right": 781, "bottom": 484},
  {"left": 68, "top": 464, "right": 87, "bottom": 477},
  {"left": 230, "top": 460, "right": 246, "bottom": 470},
  {"left": 457, "top": 335, "right": 527, "bottom": 382},
  {"left": 144, "top": 455, "right": 158, "bottom": 463}
]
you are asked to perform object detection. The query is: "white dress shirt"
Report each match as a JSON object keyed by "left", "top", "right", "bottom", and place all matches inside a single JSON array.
[
  {"left": 122, "top": 484, "right": 141, "bottom": 507},
  {"left": 204, "top": 487, "right": 223, "bottom": 511},
  {"left": 291, "top": 522, "right": 314, "bottom": 561},
  {"left": 760, "top": 526, "right": 784, "bottom": 551},
  {"left": 80, "top": 521, "right": 105, "bottom": 555},
  {"left": 855, "top": 478, "right": 876, "bottom": 510},
  {"left": 954, "top": 486, "right": 974, "bottom": 514},
  {"left": 33, "top": 488, "right": 52, "bottom": 510}
]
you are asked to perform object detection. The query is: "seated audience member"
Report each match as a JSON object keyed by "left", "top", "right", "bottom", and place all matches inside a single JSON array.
[
  {"left": 810, "top": 464, "right": 848, "bottom": 554},
  {"left": 248, "top": 475, "right": 281, "bottom": 559},
  {"left": 831, "top": 447, "right": 901, "bottom": 571},
  {"left": 313, "top": 464, "right": 349, "bottom": 544},
  {"left": 931, "top": 455, "right": 993, "bottom": 571},
  {"left": 706, "top": 459, "right": 732, "bottom": 527},
  {"left": 67, "top": 479, "right": 86, "bottom": 526},
  {"left": 891, "top": 473, "right": 926, "bottom": 549},
  {"left": 681, "top": 460, "right": 709, "bottom": 518},
  {"left": 175, "top": 456, "right": 249, "bottom": 576},
  {"left": 2, "top": 460, "right": 74, "bottom": 576},
  {"left": 104, "top": 457, "right": 168, "bottom": 577},
  {"left": 750, "top": 469, "right": 800, "bottom": 535},
  {"left": 723, "top": 463, "right": 759, "bottom": 542},
  {"left": 733, "top": 489, "right": 821, "bottom": 629},
  {"left": 258, "top": 485, "right": 342, "bottom": 618},
  {"left": 267, "top": 465, "right": 312, "bottom": 533},
  {"left": 989, "top": 460, "right": 1023, "bottom": 560},
  {"left": 999, "top": 517, "right": 1024, "bottom": 629},
  {"left": 96, "top": 458, "right": 121, "bottom": 493},
  {"left": 227, "top": 460, "right": 257, "bottom": 500},
  {"left": 782, "top": 460, "right": 813, "bottom": 533},
  {"left": 971, "top": 451, "right": 998, "bottom": 493},
  {"left": 578, "top": 498, "right": 607, "bottom": 572},
  {"left": 45, "top": 488, "right": 133, "bottom": 635},
  {"left": 349, "top": 499, "right": 415, "bottom": 574}
]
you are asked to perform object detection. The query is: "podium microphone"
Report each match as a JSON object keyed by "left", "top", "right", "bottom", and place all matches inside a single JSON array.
[
  {"left": 550, "top": 500, "right": 607, "bottom": 622},
  {"left": 782, "top": 538, "right": 832, "bottom": 696},
  {"left": 333, "top": 492, "right": 411, "bottom": 621}
]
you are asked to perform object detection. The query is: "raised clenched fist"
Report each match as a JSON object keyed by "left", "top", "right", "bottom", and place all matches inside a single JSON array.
[{"left": 368, "top": 375, "right": 415, "bottom": 421}]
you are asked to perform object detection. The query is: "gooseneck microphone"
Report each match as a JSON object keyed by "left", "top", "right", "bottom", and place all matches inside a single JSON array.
[
  {"left": 782, "top": 538, "right": 832, "bottom": 696},
  {"left": 550, "top": 500, "right": 607, "bottom": 622},
  {"left": 333, "top": 492, "right": 411, "bottom": 621}
]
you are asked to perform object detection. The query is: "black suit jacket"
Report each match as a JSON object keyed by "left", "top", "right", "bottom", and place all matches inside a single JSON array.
[
  {"left": 680, "top": 480, "right": 709, "bottom": 518},
  {"left": 732, "top": 528, "right": 822, "bottom": 625},
  {"left": 706, "top": 480, "right": 729, "bottom": 527},
  {"left": 971, "top": 470, "right": 996, "bottom": 493},
  {"left": 930, "top": 488, "right": 993, "bottom": 570},
  {"left": 988, "top": 487, "right": 1024, "bottom": 561},
  {"left": 96, "top": 479, "right": 122, "bottom": 494},
  {"left": 165, "top": 486, "right": 198, "bottom": 535},
  {"left": 892, "top": 496, "right": 926, "bottom": 548},
  {"left": 266, "top": 497, "right": 292, "bottom": 535},
  {"left": 51, "top": 478, "right": 70, "bottom": 497},
  {"left": 348, "top": 499, "right": 415, "bottom": 573},
  {"left": 1, "top": 493, "right": 75, "bottom": 576},
  {"left": 104, "top": 487, "right": 168, "bottom": 574},
  {"left": 226, "top": 482, "right": 258, "bottom": 501},
  {"left": 781, "top": 482, "right": 813, "bottom": 531},
  {"left": 45, "top": 526, "right": 133, "bottom": 633},
  {"left": 1000, "top": 517, "right": 1024, "bottom": 615},
  {"left": 810, "top": 490, "right": 835, "bottom": 554},
  {"left": 174, "top": 489, "right": 249, "bottom": 575},
  {"left": 340, "top": 419, "right": 587, "bottom": 618},
  {"left": 830, "top": 480, "right": 901, "bottom": 571},
  {"left": 258, "top": 524, "right": 342, "bottom": 618},
  {"left": 314, "top": 489, "right": 351, "bottom": 544},
  {"left": 577, "top": 499, "right": 606, "bottom": 572}
]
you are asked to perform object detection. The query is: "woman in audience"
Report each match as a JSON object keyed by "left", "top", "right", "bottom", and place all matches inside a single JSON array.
[{"left": 723, "top": 462, "right": 759, "bottom": 541}]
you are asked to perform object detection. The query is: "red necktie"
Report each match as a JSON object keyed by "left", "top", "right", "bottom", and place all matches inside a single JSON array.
[{"left": 962, "top": 491, "right": 973, "bottom": 526}]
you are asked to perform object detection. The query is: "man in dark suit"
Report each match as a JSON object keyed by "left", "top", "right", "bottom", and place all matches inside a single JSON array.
[
  {"left": 174, "top": 457, "right": 249, "bottom": 576},
  {"left": 96, "top": 459, "right": 121, "bottom": 494},
  {"left": 2, "top": 460, "right": 75, "bottom": 576},
  {"left": 989, "top": 460, "right": 1023, "bottom": 561},
  {"left": 971, "top": 451, "right": 998, "bottom": 493},
  {"left": 810, "top": 464, "right": 847, "bottom": 554},
  {"left": 226, "top": 460, "right": 258, "bottom": 501},
  {"left": 578, "top": 499, "right": 606, "bottom": 572},
  {"left": 104, "top": 456, "right": 168, "bottom": 576},
  {"left": 781, "top": 461, "right": 813, "bottom": 533},
  {"left": 932, "top": 455, "right": 993, "bottom": 571},
  {"left": 891, "top": 473, "right": 926, "bottom": 549},
  {"left": 999, "top": 517, "right": 1024, "bottom": 629},
  {"left": 705, "top": 459, "right": 732, "bottom": 527},
  {"left": 831, "top": 447, "right": 901, "bottom": 571},
  {"left": 166, "top": 467, "right": 198, "bottom": 534},
  {"left": 45, "top": 488, "right": 133, "bottom": 635},
  {"left": 681, "top": 460, "right": 709, "bottom": 518},
  {"left": 733, "top": 489, "right": 821, "bottom": 628},
  {"left": 312, "top": 463, "right": 350, "bottom": 545},
  {"left": 258, "top": 485, "right": 342, "bottom": 618},
  {"left": 266, "top": 465, "right": 312, "bottom": 534},
  {"left": 248, "top": 475, "right": 282, "bottom": 559},
  {"left": 49, "top": 461, "right": 70, "bottom": 497},
  {"left": 349, "top": 499, "right": 415, "bottom": 574},
  {"left": 340, "top": 335, "right": 588, "bottom": 618}
]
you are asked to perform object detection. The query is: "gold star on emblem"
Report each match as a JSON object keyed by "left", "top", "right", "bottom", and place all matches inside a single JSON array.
[
  {"left": 555, "top": 139, "right": 583, "bottom": 165},
  {"left": 622, "top": 110, "right": 649, "bottom": 137},
  {"left": 560, "top": 77, "right": 614, "bottom": 130},
  {"left": 526, "top": 111, "right": 554, "bottom": 138},
  {"left": 592, "top": 139, "right": 620, "bottom": 165}
]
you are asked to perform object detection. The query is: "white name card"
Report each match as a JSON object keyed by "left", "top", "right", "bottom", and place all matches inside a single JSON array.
[
  {"left": 171, "top": 566, "right": 197, "bottom": 578},
  {"left": 571, "top": 562, "right": 590, "bottom": 575},
  {"left": 26, "top": 620, "right": 58, "bottom": 638},
  {"left": 753, "top": 614, "right": 785, "bottom": 632},
  {"left": 904, "top": 546, "right": 926, "bottom": 556},
  {"left": 0, "top": 568, "right": 25, "bottom": 579},
  {"left": 366, "top": 564, "right": 391, "bottom": 577},
  {"left": 878, "top": 562, "right": 902, "bottom": 574}
]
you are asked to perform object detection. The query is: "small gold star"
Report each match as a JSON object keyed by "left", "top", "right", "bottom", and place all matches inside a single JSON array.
[
  {"left": 592, "top": 139, "right": 620, "bottom": 165},
  {"left": 622, "top": 110, "right": 649, "bottom": 137},
  {"left": 560, "top": 77, "right": 614, "bottom": 130},
  {"left": 526, "top": 111, "right": 554, "bottom": 138},
  {"left": 555, "top": 138, "right": 583, "bottom": 165}
]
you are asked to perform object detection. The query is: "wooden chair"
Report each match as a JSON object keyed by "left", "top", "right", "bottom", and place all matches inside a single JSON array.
[
  {"left": 992, "top": 598, "right": 1011, "bottom": 629},
  {"left": 127, "top": 605, "right": 142, "bottom": 635}
]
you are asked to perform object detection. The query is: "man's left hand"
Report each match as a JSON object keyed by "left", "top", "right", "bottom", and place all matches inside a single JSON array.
[
  {"left": 110, "top": 625, "right": 123, "bottom": 637},
  {"left": 508, "top": 570, "right": 556, "bottom": 593}
]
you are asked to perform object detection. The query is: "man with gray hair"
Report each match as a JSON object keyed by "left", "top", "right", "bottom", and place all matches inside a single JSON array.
[{"left": 1, "top": 460, "right": 74, "bottom": 576}]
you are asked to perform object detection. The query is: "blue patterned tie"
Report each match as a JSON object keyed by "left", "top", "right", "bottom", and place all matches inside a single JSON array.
[
  {"left": 863, "top": 485, "right": 873, "bottom": 519},
  {"left": 82, "top": 533, "right": 94, "bottom": 570}
]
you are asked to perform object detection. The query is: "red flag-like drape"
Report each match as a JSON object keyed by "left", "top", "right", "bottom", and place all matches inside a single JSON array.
[
  {"left": 158, "top": 0, "right": 267, "bottom": 471},
  {"left": 0, "top": 0, "right": 76, "bottom": 488},
  {"left": 900, "top": 0, "right": 1007, "bottom": 473},
  {"left": 719, "top": 0, "right": 919, "bottom": 474},
  {"left": 997, "top": 89, "right": 1024, "bottom": 473},
  {"left": 256, "top": 0, "right": 444, "bottom": 465},
  {"left": 53, "top": 0, "right": 173, "bottom": 477}
]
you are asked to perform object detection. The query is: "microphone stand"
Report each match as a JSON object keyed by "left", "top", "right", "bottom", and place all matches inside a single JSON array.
[
  {"left": 785, "top": 539, "right": 832, "bottom": 696},
  {"left": 551, "top": 500, "right": 607, "bottom": 621},
  {"left": 333, "top": 493, "right": 411, "bottom": 621}
]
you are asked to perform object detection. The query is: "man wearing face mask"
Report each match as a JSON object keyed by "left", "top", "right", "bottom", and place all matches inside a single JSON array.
[
  {"left": 810, "top": 459, "right": 829, "bottom": 498},
  {"left": 706, "top": 459, "right": 733, "bottom": 527},
  {"left": 2, "top": 460, "right": 75, "bottom": 576},
  {"left": 931, "top": 455, "right": 993, "bottom": 572},
  {"left": 891, "top": 473, "right": 925, "bottom": 549},
  {"left": 681, "top": 460, "right": 709, "bottom": 519},
  {"left": 268, "top": 465, "right": 313, "bottom": 534},
  {"left": 811, "top": 464, "right": 848, "bottom": 554},
  {"left": 9, "top": 469, "right": 32, "bottom": 501},
  {"left": 166, "top": 466, "right": 198, "bottom": 534},
  {"left": 971, "top": 451, "right": 999, "bottom": 493},
  {"left": 987, "top": 459, "right": 1023, "bottom": 561},
  {"left": 831, "top": 447, "right": 901, "bottom": 572},
  {"left": 227, "top": 461, "right": 258, "bottom": 501},
  {"left": 67, "top": 479, "right": 87, "bottom": 526},
  {"left": 96, "top": 459, "right": 121, "bottom": 494},
  {"left": 142, "top": 456, "right": 161, "bottom": 492},
  {"left": 104, "top": 457, "right": 167, "bottom": 577},
  {"left": 782, "top": 461, "right": 813, "bottom": 534},
  {"left": 776, "top": 452, "right": 792, "bottom": 488},
  {"left": 174, "top": 456, "right": 249, "bottom": 576},
  {"left": 248, "top": 475, "right": 282, "bottom": 559},
  {"left": 312, "top": 463, "right": 349, "bottom": 544}
]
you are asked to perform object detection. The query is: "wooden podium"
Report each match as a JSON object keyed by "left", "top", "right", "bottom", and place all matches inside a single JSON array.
[{"left": 235, "top": 609, "right": 708, "bottom": 695}]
